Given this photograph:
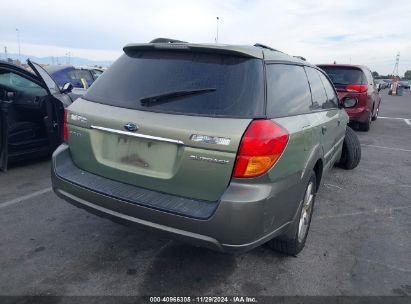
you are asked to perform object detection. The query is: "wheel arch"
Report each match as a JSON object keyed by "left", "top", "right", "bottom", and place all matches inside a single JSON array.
[
  {"left": 301, "top": 144, "right": 324, "bottom": 193},
  {"left": 313, "top": 159, "right": 323, "bottom": 192}
]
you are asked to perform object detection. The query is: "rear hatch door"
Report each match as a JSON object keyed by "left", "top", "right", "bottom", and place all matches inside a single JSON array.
[
  {"left": 66, "top": 48, "right": 264, "bottom": 201},
  {"left": 318, "top": 65, "right": 366, "bottom": 99}
]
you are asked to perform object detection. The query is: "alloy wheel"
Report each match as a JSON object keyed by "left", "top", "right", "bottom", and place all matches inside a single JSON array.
[{"left": 298, "top": 181, "right": 315, "bottom": 243}]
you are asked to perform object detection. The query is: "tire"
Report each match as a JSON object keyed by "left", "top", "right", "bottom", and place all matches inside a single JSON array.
[
  {"left": 268, "top": 172, "right": 316, "bottom": 256},
  {"left": 337, "top": 126, "right": 361, "bottom": 170},
  {"left": 359, "top": 112, "right": 371, "bottom": 131},
  {"left": 372, "top": 106, "right": 379, "bottom": 121}
]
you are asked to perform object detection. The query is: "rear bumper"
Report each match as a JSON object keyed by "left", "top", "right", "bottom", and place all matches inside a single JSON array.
[
  {"left": 345, "top": 106, "right": 370, "bottom": 123},
  {"left": 52, "top": 144, "right": 299, "bottom": 253}
]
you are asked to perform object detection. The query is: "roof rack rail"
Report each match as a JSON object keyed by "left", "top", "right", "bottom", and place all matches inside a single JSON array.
[
  {"left": 293, "top": 56, "right": 306, "bottom": 61},
  {"left": 150, "top": 38, "right": 188, "bottom": 43},
  {"left": 254, "top": 43, "right": 279, "bottom": 52}
]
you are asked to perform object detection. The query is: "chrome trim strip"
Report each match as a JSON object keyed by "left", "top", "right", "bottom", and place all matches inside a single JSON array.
[{"left": 90, "top": 126, "right": 184, "bottom": 145}]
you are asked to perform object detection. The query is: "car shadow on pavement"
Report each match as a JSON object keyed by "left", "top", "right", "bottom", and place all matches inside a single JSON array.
[
  {"left": 138, "top": 239, "right": 291, "bottom": 295},
  {"left": 4, "top": 155, "right": 50, "bottom": 172},
  {"left": 138, "top": 242, "right": 237, "bottom": 295}
]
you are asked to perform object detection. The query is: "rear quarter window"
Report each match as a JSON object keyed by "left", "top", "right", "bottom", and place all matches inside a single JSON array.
[
  {"left": 318, "top": 72, "right": 339, "bottom": 108},
  {"left": 305, "top": 67, "right": 328, "bottom": 111},
  {"left": 266, "top": 64, "right": 313, "bottom": 117},
  {"left": 84, "top": 51, "right": 265, "bottom": 118}
]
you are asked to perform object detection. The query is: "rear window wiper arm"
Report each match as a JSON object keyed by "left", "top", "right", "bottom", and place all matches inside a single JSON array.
[{"left": 140, "top": 88, "right": 216, "bottom": 107}]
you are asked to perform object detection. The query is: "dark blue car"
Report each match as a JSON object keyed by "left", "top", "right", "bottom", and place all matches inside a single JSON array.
[{"left": 44, "top": 65, "right": 104, "bottom": 89}]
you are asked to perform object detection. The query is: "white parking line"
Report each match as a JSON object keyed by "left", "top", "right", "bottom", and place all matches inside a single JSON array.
[
  {"left": 355, "top": 257, "right": 411, "bottom": 273},
  {"left": 379, "top": 116, "right": 411, "bottom": 128},
  {"left": 361, "top": 144, "right": 411, "bottom": 153},
  {"left": 324, "top": 183, "right": 343, "bottom": 190},
  {"left": 0, "top": 187, "right": 52, "bottom": 209},
  {"left": 379, "top": 116, "right": 410, "bottom": 120},
  {"left": 316, "top": 205, "right": 411, "bottom": 220}
]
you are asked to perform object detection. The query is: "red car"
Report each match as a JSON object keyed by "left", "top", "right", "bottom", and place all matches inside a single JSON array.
[{"left": 317, "top": 64, "right": 381, "bottom": 131}]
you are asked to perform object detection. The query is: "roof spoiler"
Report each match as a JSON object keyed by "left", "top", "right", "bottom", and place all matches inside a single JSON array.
[
  {"left": 123, "top": 43, "right": 264, "bottom": 59},
  {"left": 293, "top": 56, "right": 306, "bottom": 61},
  {"left": 254, "top": 43, "right": 280, "bottom": 52}
]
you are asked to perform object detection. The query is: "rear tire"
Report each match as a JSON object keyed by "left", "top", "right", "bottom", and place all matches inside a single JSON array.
[
  {"left": 372, "top": 106, "right": 379, "bottom": 121},
  {"left": 337, "top": 126, "right": 361, "bottom": 170},
  {"left": 268, "top": 172, "right": 316, "bottom": 256},
  {"left": 359, "top": 113, "right": 371, "bottom": 131}
]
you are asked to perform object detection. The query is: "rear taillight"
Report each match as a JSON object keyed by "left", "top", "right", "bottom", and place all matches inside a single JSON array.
[
  {"left": 346, "top": 84, "right": 367, "bottom": 93},
  {"left": 233, "top": 120, "right": 289, "bottom": 178},
  {"left": 63, "top": 109, "right": 68, "bottom": 142}
]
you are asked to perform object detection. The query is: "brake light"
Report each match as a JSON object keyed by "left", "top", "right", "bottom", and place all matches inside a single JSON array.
[
  {"left": 233, "top": 120, "right": 289, "bottom": 178},
  {"left": 63, "top": 109, "right": 68, "bottom": 142},
  {"left": 346, "top": 84, "right": 367, "bottom": 93}
]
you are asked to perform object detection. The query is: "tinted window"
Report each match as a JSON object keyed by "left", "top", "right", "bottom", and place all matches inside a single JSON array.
[
  {"left": 68, "top": 69, "right": 93, "bottom": 81},
  {"left": 319, "top": 66, "right": 365, "bottom": 86},
  {"left": 266, "top": 64, "right": 312, "bottom": 117},
  {"left": 84, "top": 51, "right": 265, "bottom": 118},
  {"left": 318, "top": 72, "right": 339, "bottom": 108},
  {"left": 305, "top": 67, "right": 328, "bottom": 110}
]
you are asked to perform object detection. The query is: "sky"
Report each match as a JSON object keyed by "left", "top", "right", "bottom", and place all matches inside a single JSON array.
[{"left": 1, "top": 0, "right": 410, "bottom": 75}]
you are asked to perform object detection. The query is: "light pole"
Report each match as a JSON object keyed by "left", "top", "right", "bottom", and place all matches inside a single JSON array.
[
  {"left": 215, "top": 16, "right": 219, "bottom": 43},
  {"left": 15, "top": 28, "right": 21, "bottom": 64},
  {"left": 66, "top": 52, "right": 71, "bottom": 65}
]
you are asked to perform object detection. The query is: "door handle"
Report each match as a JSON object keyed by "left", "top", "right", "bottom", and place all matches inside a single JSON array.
[
  {"left": 337, "top": 120, "right": 341, "bottom": 126},
  {"left": 322, "top": 126, "right": 327, "bottom": 134}
]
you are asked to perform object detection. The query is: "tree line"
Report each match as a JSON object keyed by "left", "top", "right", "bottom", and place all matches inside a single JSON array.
[{"left": 372, "top": 70, "right": 411, "bottom": 80}]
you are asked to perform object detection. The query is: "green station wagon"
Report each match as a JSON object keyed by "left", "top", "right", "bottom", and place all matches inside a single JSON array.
[{"left": 51, "top": 41, "right": 360, "bottom": 255}]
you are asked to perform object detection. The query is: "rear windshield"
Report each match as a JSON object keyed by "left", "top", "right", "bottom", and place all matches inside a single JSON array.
[
  {"left": 84, "top": 51, "right": 265, "bottom": 118},
  {"left": 319, "top": 66, "right": 365, "bottom": 86}
]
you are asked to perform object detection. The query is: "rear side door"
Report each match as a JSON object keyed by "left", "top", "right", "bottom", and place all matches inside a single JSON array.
[
  {"left": 28, "top": 60, "right": 72, "bottom": 149},
  {"left": 318, "top": 71, "right": 346, "bottom": 151},
  {"left": 305, "top": 67, "right": 340, "bottom": 169},
  {"left": 264, "top": 63, "right": 316, "bottom": 223}
]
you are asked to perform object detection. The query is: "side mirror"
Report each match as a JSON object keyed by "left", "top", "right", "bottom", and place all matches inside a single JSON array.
[
  {"left": 61, "top": 82, "right": 73, "bottom": 94},
  {"left": 342, "top": 97, "right": 357, "bottom": 108},
  {"left": 376, "top": 83, "right": 382, "bottom": 92}
]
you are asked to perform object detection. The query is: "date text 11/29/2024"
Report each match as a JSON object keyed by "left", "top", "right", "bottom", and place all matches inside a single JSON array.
[{"left": 149, "top": 296, "right": 258, "bottom": 303}]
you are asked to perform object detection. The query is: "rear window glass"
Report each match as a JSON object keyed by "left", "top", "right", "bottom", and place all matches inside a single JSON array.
[
  {"left": 84, "top": 51, "right": 265, "bottom": 118},
  {"left": 266, "top": 64, "right": 312, "bottom": 117},
  {"left": 319, "top": 66, "right": 365, "bottom": 86}
]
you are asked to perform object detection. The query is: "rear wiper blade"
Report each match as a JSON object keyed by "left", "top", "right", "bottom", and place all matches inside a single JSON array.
[{"left": 140, "top": 88, "right": 216, "bottom": 107}]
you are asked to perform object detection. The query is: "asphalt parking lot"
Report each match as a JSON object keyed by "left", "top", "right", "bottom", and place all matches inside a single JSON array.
[{"left": 0, "top": 90, "right": 410, "bottom": 297}]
